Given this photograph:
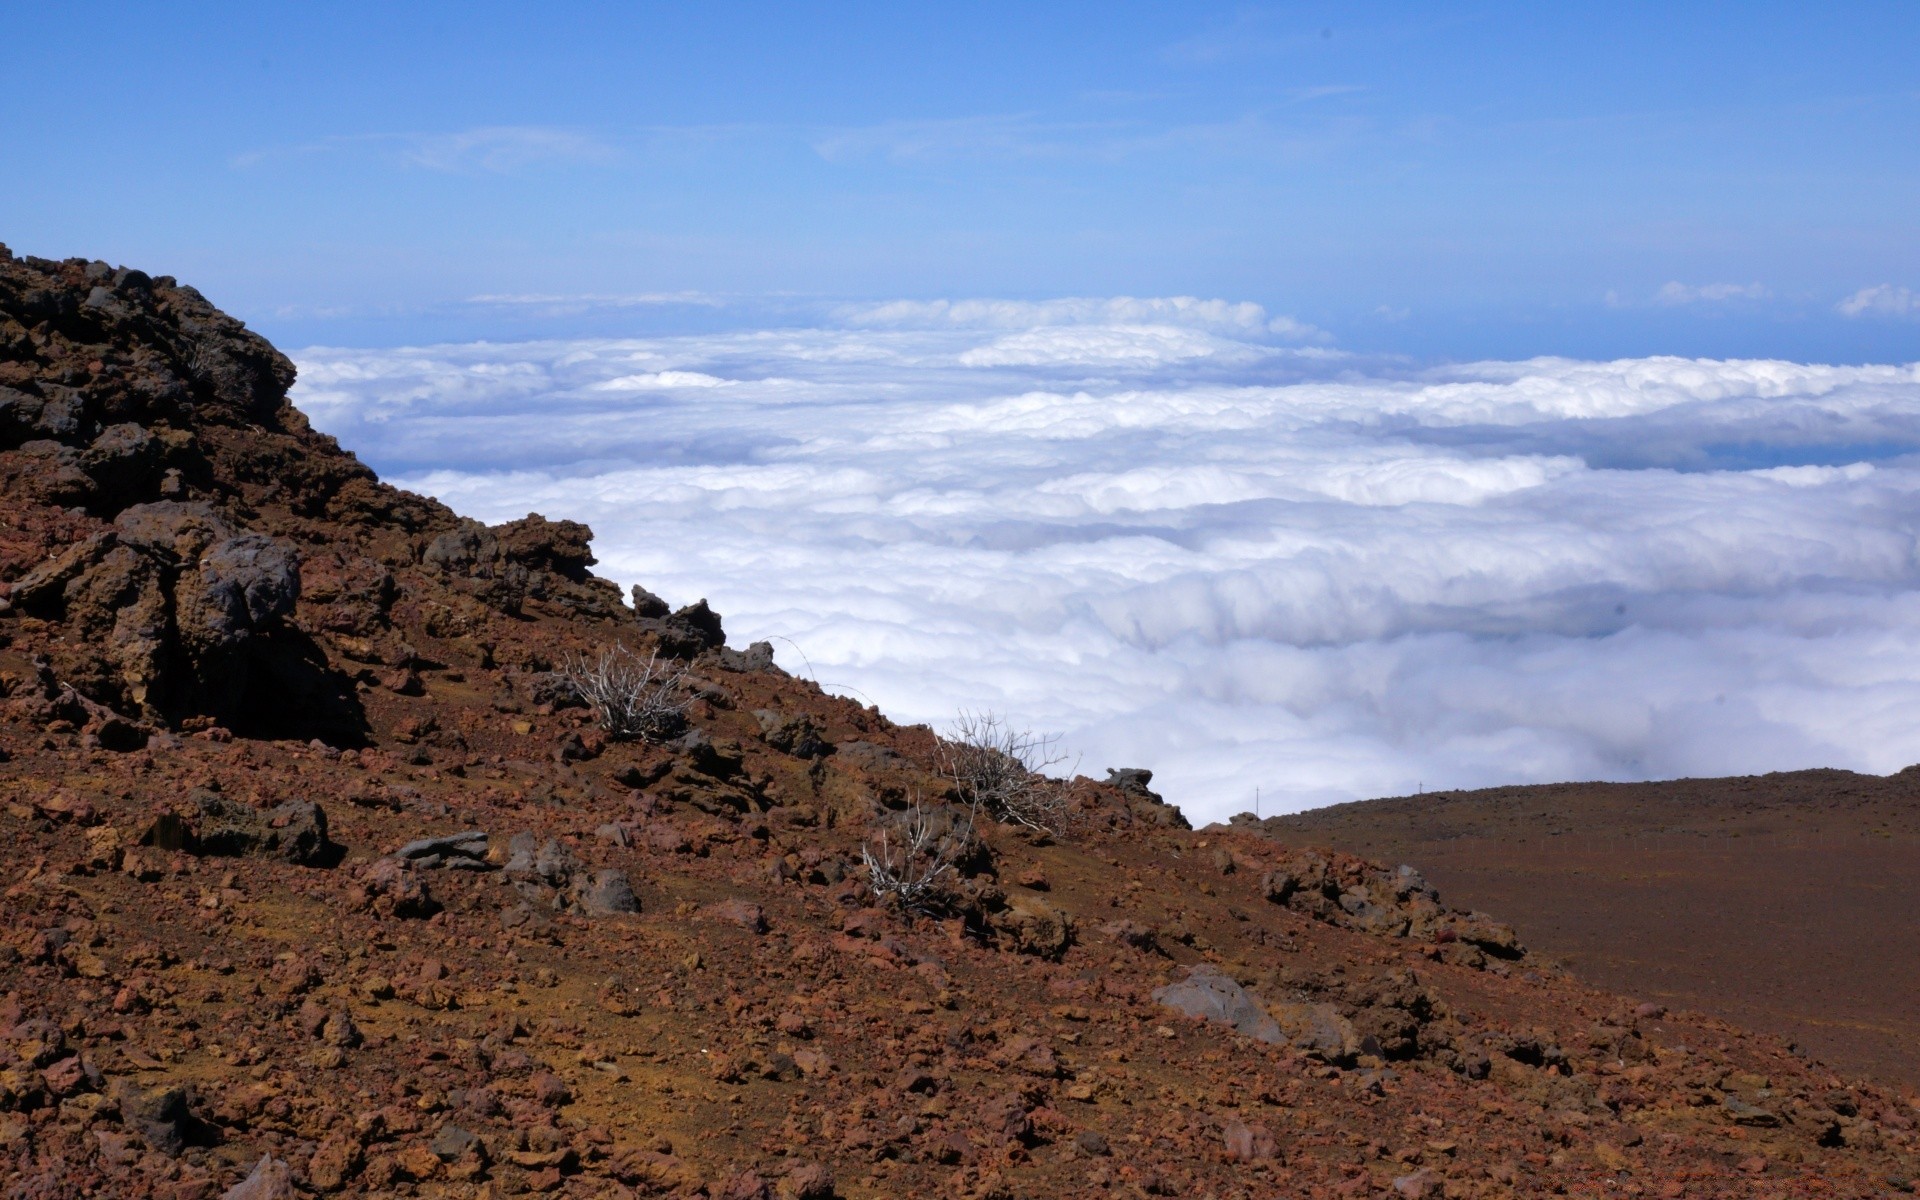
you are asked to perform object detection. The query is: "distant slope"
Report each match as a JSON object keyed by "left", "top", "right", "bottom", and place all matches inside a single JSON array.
[{"left": 1234, "top": 768, "right": 1920, "bottom": 1088}]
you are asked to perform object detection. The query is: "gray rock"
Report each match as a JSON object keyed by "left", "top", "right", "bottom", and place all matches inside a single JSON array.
[
  {"left": 395, "top": 830, "right": 489, "bottom": 862},
  {"left": 629, "top": 583, "right": 671, "bottom": 619},
  {"left": 430, "top": 1122, "right": 487, "bottom": 1163},
  {"left": 717, "top": 640, "right": 778, "bottom": 673},
  {"left": 220, "top": 1154, "right": 296, "bottom": 1200},
  {"left": 578, "top": 868, "right": 640, "bottom": 915},
  {"left": 170, "top": 789, "right": 338, "bottom": 866},
  {"left": 1151, "top": 966, "right": 1282, "bottom": 1043},
  {"left": 113, "top": 1080, "right": 191, "bottom": 1155},
  {"left": 261, "top": 800, "right": 334, "bottom": 866},
  {"left": 532, "top": 838, "right": 577, "bottom": 885},
  {"left": 1723, "top": 1095, "right": 1782, "bottom": 1127},
  {"left": 423, "top": 520, "right": 498, "bottom": 575},
  {"left": 189, "top": 533, "right": 301, "bottom": 639},
  {"left": 673, "top": 729, "right": 743, "bottom": 778},
  {"left": 1151, "top": 965, "right": 1358, "bottom": 1061},
  {"left": 502, "top": 830, "right": 540, "bottom": 875}
]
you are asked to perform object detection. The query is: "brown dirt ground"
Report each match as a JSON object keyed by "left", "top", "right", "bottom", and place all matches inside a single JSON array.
[{"left": 1241, "top": 769, "right": 1920, "bottom": 1091}]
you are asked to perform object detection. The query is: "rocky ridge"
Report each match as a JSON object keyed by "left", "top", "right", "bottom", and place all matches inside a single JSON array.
[{"left": 0, "top": 246, "right": 1916, "bottom": 1198}]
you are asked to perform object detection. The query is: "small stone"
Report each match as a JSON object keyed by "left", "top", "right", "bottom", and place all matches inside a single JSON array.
[
  {"left": 1223, "top": 1119, "right": 1276, "bottom": 1163},
  {"left": 221, "top": 1154, "right": 297, "bottom": 1200},
  {"left": 430, "top": 1122, "right": 487, "bottom": 1164},
  {"left": 322, "top": 1008, "right": 362, "bottom": 1048},
  {"left": 778, "top": 1161, "right": 835, "bottom": 1200}
]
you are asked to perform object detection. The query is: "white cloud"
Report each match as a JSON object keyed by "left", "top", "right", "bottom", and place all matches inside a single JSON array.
[
  {"left": 1838, "top": 284, "right": 1919, "bottom": 319},
  {"left": 292, "top": 307, "right": 1920, "bottom": 824},
  {"left": 592, "top": 371, "right": 732, "bottom": 390},
  {"left": 466, "top": 291, "right": 723, "bottom": 310},
  {"left": 1653, "top": 281, "right": 1770, "bottom": 306},
  {"left": 401, "top": 126, "right": 618, "bottom": 173},
  {"left": 234, "top": 126, "right": 618, "bottom": 174},
  {"left": 839, "top": 295, "right": 1325, "bottom": 340}
]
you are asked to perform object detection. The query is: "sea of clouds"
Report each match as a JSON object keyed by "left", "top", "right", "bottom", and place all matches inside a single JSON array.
[{"left": 290, "top": 300, "right": 1920, "bottom": 824}]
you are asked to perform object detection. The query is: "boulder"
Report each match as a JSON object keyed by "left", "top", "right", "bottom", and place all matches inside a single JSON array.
[
  {"left": 579, "top": 868, "right": 641, "bottom": 915},
  {"left": 777, "top": 1160, "right": 834, "bottom": 1200},
  {"left": 1152, "top": 966, "right": 1282, "bottom": 1043},
  {"left": 6, "top": 502, "right": 305, "bottom": 725},
  {"left": 144, "top": 789, "right": 338, "bottom": 867},
  {"left": 996, "top": 894, "right": 1073, "bottom": 960}
]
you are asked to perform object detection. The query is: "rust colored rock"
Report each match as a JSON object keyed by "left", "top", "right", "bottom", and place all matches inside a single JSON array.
[
  {"left": 702, "top": 897, "right": 768, "bottom": 933},
  {"left": 1223, "top": 1120, "right": 1276, "bottom": 1163},
  {"left": 996, "top": 894, "right": 1072, "bottom": 960},
  {"left": 353, "top": 856, "right": 437, "bottom": 918},
  {"left": 307, "top": 1134, "right": 365, "bottom": 1191},
  {"left": 777, "top": 1161, "right": 835, "bottom": 1200},
  {"left": 532, "top": 1071, "right": 572, "bottom": 1107}
]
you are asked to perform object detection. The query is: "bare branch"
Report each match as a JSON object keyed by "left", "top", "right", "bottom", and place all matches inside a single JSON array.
[
  {"left": 940, "top": 709, "right": 1074, "bottom": 836},
  {"left": 556, "top": 643, "right": 689, "bottom": 743},
  {"left": 861, "top": 796, "right": 979, "bottom": 912}
]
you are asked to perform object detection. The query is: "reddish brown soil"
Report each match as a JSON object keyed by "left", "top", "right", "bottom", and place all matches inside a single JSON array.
[
  {"left": 1, "top": 245, "right": 1917, "bottom": 1197},
  {"left": 1240, "top": 771, "right": 1920, "bottom": 1092}
]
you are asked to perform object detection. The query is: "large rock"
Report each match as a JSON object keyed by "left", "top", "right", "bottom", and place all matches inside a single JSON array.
[
  {"left": 6, "top": 502, "right": 301, "bottom": 723},
  {"left": 995, "top": 894, "right": 1073, "bottom": 960},
  {"left": 1152, "top": 965, "right": 1360, "bottom": 1061},
  {"left": 1152, "top": 966, "right": 1282, "bottom": 1043},
  {"left": 422, "top": 513, "right": 625, "bottom": 619},
  {"left": 578, "top": 868, "right": 641, "bottom": 915},
  {"left": 144, "top": 788, "right": 339, "bottom": 867},
  {"left": 112, "top": 1079, "right": 192, "bottom": 1155}
]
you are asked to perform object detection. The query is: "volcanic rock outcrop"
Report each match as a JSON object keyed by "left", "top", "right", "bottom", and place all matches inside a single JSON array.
[{"left": 0, "top": 246, "right": 1915, "bottom": 1199}]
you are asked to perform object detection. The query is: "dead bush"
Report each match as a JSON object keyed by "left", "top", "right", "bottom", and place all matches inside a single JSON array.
[
  {"left": 861, "top": 797, "right": 979, "bottom": 912},
  {"left": 557, "top": 643, "right": 688, "bottom": 743},
  {"left": 941, "top": 709, "right": 1073, "bottom": 836}
]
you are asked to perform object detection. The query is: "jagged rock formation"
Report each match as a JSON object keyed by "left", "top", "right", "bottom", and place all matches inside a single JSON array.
[{"left": 0, "top": 247, "right": 1916, "bottom": 1199}]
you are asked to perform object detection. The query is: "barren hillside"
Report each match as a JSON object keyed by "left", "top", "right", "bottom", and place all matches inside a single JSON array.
[{"left": 1, "top": 246, "right": 1915, "bottom": 1198}]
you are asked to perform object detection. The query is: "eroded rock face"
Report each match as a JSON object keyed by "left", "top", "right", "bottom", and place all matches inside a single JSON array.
[
  {"left": 422, "top": 513, "right": 639, "bottom": 623},
  {"left": 6, "top": 502, "right": 300, "bottom": 722}
]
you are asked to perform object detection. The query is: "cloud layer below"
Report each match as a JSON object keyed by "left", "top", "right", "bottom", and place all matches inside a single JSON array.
[{"left": 291, "top": 306, "right": 1920, "bottom": 824}]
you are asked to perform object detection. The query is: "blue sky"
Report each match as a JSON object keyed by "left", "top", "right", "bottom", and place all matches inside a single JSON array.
[{"left": 6, "top": 3, "right": 1919, "bottom": 360}]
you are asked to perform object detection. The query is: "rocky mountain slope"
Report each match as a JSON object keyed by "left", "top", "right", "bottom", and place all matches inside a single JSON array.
[
  {"left": 0, "top": 245, "right": 1916, "bottom": 1199},
  {"left": 1233, "top": 771, "right": 1920, "bottom": 1093}
]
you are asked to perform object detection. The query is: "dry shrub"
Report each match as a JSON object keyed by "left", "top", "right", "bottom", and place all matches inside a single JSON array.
[
  {"left": 557, "top": 643, "right": 689, "bottom": 742},
  {"left": 941, "top": 709, "right": 1073, "bottom": 836},
  {"left": 861, "top": 797, "right": 980, "bottom": 912}
]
